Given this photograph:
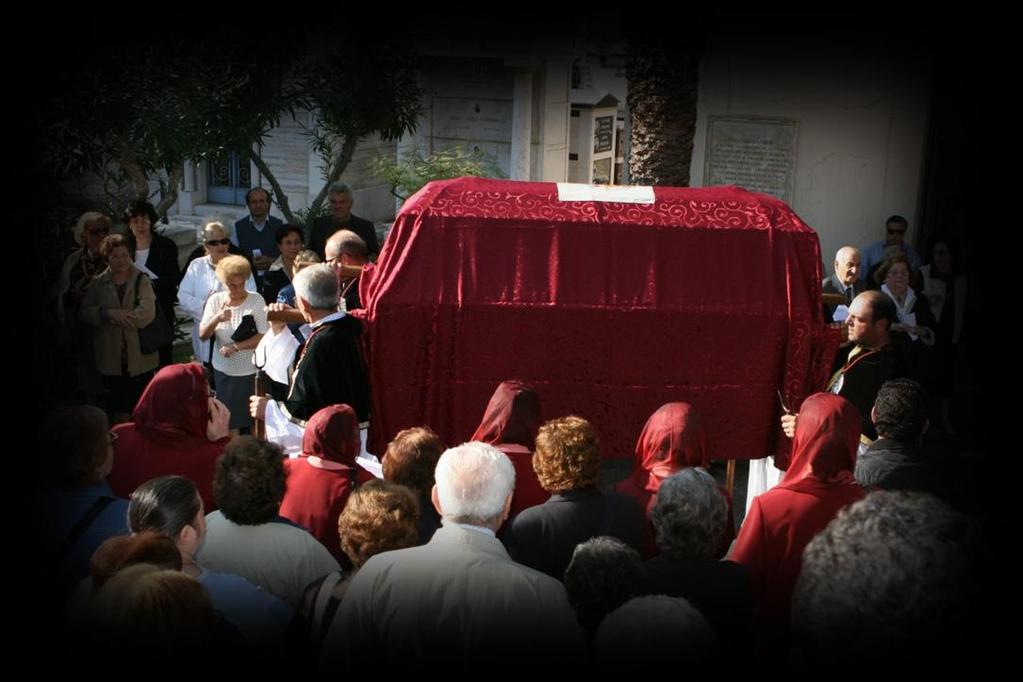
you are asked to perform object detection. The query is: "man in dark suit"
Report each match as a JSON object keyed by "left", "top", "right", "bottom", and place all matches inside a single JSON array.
[
  {"left": 822, "top": 245, "right": 865, "bottom": 321},
  {"left": 307, "top": 181, "right": 379, "bottom": 261},
  {"left": 249, "top": 263, "right": 370, "bottom": 446},
  {"left": 232, "top": 187, "right": 284, "bottom": 277}
]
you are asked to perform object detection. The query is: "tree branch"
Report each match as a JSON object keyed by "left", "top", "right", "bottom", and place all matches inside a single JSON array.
[
  {"left": 155, "top": 164, "right": 184, "bottom": 219},
  {"left": 308, "top": 134, "right": 360, "bottom": 218},
  {"left": 117, "top": 139, "right": 150, "bottom": 200}
]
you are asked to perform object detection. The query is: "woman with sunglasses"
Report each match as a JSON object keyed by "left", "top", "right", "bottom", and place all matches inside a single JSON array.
[
  {"left": 57, "top": 212, "right": 113, "bottom": 402},
  {"left": 178, "top": 222, "right": 255, "bottom": 375}
]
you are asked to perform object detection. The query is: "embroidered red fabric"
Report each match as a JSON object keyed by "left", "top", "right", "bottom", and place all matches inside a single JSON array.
[{"left": 358, "top": 178, "right": 837, "bottom": 461}]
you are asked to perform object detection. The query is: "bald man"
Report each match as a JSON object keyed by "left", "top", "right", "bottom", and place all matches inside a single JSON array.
[{"left": 822, "top": 246, "right": 865, "bottom": 321}]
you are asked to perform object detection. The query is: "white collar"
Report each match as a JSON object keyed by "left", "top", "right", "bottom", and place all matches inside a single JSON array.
[
  {"left": 310, "top": 311, "right": 345, "bottom": 329},
  {"left": 881, "top": 283, "right": 916, "bottom": 313},
  {"left": 446, "top": 521, "right": 496, "bottom": 538}
]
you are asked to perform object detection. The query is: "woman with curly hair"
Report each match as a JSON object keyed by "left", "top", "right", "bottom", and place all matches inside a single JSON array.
[
  {"left": 645, "top": 468, "right": 753, "bottom": 665},
  {"left": 196, "top": 436, "right": 339, "bottom": 608},
  {"left": 502, "top": 415, "right": 648, "bottom": 581},
  {"left": 296, "top": 479, "right": 420, "bottom": 653}
]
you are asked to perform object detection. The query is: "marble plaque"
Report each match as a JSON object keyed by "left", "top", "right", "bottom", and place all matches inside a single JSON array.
[{"left": 704, "top": 116, "right": 798, "bottom": 203}]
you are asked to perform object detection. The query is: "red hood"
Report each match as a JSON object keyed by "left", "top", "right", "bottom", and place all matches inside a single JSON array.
[
  {"left": 131, "top": 364, "right": 211, "bottom": 442},
  {"left": 629, "top": 402, "right": 708, "bottom": 494},
  {"left": 302, "top": 404, "right": 361, "bottom": 467},
  {"left": 780, "top": 393, "right": 860, "bottom": 491},
  {"left": 470, "top": 380, "right": 541, "bottom": 450}
]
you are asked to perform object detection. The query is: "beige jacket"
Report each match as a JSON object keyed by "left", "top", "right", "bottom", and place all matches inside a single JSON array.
[{"left": 79, "top": 266, "right": 158, "bottom": 377}]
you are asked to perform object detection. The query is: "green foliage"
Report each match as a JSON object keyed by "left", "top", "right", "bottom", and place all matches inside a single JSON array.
[
  {"left": 293, "top": 203, "right": 330, "bottom": 229},
  {"left": 41, "top": 34, "right": 422, "bottom": 223},
  {"left": 296, "top": 47, "right": 424, "bottom": 219},
  {"left": 43, "top": 34, "right": 299, "bottom": 212},
  {"left": 303, "top": 49, "right": 423, "bottom": 150},
  {"left": 370, "top": 145, "right": 506, "bottom": 202}
]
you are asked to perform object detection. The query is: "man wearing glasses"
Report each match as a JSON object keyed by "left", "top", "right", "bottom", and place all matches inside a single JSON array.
[{"left": 859, "top": 215, "right": 921, "bottom": 283}]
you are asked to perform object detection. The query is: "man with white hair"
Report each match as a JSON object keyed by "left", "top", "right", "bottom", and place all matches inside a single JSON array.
[
  {"left": 321, "top": 442, "right": 584, "bottom": 668},
  {"left": 822, "top": 245, "right": 865, "bottom": 321},
  {"left": 249, "top": 264, "right": 370, "bottom": 447},
  {"left": 308, "top": 181, "right": 380, "bottom": 261}
]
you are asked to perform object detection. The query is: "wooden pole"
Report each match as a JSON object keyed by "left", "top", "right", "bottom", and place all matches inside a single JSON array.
[{"left": 253, "top": 369, "right": 266, "bottom": 440}]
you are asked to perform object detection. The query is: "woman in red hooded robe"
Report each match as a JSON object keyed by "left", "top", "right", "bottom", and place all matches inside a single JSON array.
[
  {"left": 470, "top": 380, "right": 548, "bottom": 518},
  {"left": 279, "top": 404, "right": 376, "bottom": 565},
  {"left": 616, "top": 402, "right": 734, "bottom": 555},
  {"left": 729, "top": 392, "right": 866, "bottom": 666},
  {"left": 107, "top": 363, "right": 230, "bottom": 510}
]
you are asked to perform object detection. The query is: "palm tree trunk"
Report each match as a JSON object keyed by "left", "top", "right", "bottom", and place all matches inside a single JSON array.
[{"left": 626, "top": 39, "right": 702, "bottom": 187}]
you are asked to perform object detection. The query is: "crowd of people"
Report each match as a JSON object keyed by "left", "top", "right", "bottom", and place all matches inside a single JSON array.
[{"left": 34, "top": 193, "right": 988, "bottom": 672}]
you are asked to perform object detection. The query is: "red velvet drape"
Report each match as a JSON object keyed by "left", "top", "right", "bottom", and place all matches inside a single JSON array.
[{"left": 358, "top": 178, "right": 837, "bottom": 462}]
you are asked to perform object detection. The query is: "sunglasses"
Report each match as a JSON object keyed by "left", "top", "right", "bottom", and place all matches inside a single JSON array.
[
  {"left": 87, "top": 227, "right": 110, "bottom": 236},
  {"left": 886, "top": 228, "right": 906, "bottom": 235},
  {"left": 206, "top": 239, "right": 231, "bottom": 246}
]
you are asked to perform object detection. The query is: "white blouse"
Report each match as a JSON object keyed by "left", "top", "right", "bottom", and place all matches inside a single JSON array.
[
  {"left": 201, "top": 290, "right": 268, "bottom": 376},
  {"left": 178, "top": 256, "right": 257, "bottom": 361}
]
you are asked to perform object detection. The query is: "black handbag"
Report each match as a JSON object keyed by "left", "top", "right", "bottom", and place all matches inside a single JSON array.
[
  {"left": 133, "top": 273, "right": 174, "bottom": 354},
  {"left": 231, "top": 313, "right": 258, "bottom": 343}
]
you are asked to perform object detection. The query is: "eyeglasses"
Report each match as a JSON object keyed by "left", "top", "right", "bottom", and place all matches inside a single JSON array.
[
  {"left": 87, "top": 227, "right": 110, "bottom": 236},
  {"left": 206, "top": 239, "right": 231, "bottom": 246}
]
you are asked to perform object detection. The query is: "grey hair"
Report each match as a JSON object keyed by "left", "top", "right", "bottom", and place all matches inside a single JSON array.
[
  {"left": 202, "top": 221, "right": 228, "bottom": 242},
  {"left": 292, "top": 264, "right": 339, "bottom": 311},
  {"left": 73, "top": 211, "right": 112, "bottom": 245},
  {"left": 434, "top": 441, "right": 515, "bottom": 526},
  {"left": 327, "top": 181, "right": 353, "bottom": 197},
  {"left": 835, "top": 245, "right": 860, "bottom": 262},
  {"left": 650, "top": 468, "right": 726, "bottom": 560},
  {"left": 792, "top": 491, "right": 977, "bottom": 669}
]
